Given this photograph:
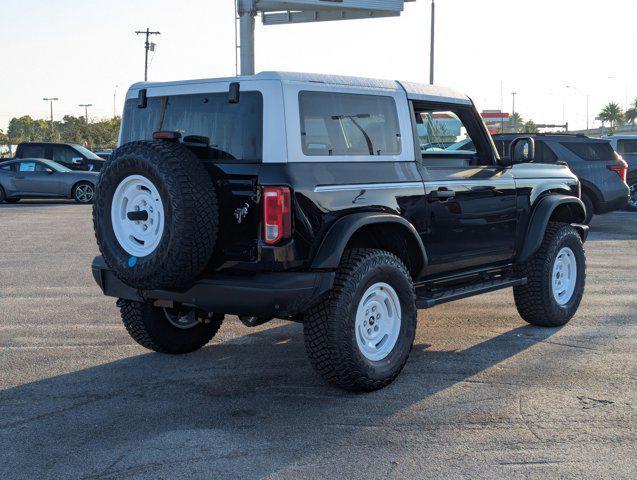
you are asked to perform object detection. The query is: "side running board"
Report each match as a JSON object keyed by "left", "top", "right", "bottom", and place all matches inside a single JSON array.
[{"left": 416, "top": 277, "right": 527, "bottom": 309}]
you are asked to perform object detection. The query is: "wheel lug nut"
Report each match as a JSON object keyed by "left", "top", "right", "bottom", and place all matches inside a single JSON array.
[
  {"left": 372, "top": 306, "right": 377, "bottom": 312},
  {"left": 374, "top": 325, "right": 379, "bottom": 332},
  {"left": 367, "top": 328, "right": 371, "bottom": 335},
  {"left": 376, "top": 313, "right": 381, "bottom": 319}
]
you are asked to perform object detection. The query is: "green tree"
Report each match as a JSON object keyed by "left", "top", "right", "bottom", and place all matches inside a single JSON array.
[
  {"left": 625, "top": 98, "right": 637, "bottom": 126},
  {"left": 523, "top": 119, "right": 540, "bottom": 133},
  {"left": 508, "top": 112, "right": 524, "bottom": 133},
  {"left": 598, "top": 102, "right": 624, "bottom": 131}
]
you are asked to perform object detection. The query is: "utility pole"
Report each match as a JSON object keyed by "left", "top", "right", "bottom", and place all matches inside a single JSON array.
[
  {"left": 135, "top": 28, "right": 161, "bottom": 81},
  {"left": 511, "top": 92, "right": 517, "bottom": 132},
  {"left": 43, "top": 97, "right": 58, "bottom": 136},
  {"left": 79, "top": 104, "right": 92, "bottom": 123},
  {"left": 429, "top": 0, "right": 435, "bottom": 84}
]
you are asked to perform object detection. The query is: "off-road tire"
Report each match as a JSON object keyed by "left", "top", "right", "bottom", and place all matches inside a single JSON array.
[
  {"left": 303, "top": 248, "right": 417, "bottom": 392},
  {"left": 581, "top": 192, "right": 594, "bottom": 224},
  {"left": 118, "top": 300, "right": 223, "bottom": 354},
  {"left": 93, "top": 140, "right": 218, "bottom": 290},
  {"left": 514, "top": 222, "right": 586, "bottom": 327}
]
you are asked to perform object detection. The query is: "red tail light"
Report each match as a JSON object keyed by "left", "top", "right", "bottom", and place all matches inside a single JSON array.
[
  {"left": 263, "top": 186, "right": 291, "bottom": 245},
  {"left": 608, "top": 164, "right": 627, "bottom": 183}
]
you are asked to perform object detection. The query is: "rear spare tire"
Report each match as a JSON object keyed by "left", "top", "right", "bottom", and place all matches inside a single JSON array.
[{"left": 93, "top": 140, "right": 218, "bottom": 290}]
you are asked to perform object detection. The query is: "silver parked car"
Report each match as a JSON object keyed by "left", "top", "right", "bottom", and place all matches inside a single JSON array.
[{"left": 0, "top": 158, "right": 99, "bottom": 204}]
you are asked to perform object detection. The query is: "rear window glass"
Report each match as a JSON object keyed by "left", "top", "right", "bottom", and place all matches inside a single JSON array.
[
  {"left": 19, "top": 144, "right": 46, "bottom": 158},
  {"left": 121, "top": 92, "right": 263, "bottom": 161},
  {"left": 560, "top": 141, "right": 616, "bottom": 161},
  {"left": 617, "top": 139, "right": 637, "bottom": 155},
  {"left": 299, "top": 92, "right": 401, "bottom": 156}
]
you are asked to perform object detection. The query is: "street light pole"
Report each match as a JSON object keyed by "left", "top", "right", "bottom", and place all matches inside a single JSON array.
[
  {"left": 113, "top": 85, "right": 118, "bottom": 118},
  {"left": 238, "top": 0, "right": 255, "bottom": 76},
  {"left": 79, "top": 104, "right": 93, "bottom": 123},
  {"left": 565, "top": 85, "right": 589, "bottom": 131},
  {"left": 43, "top": 97, "right": 58, "bottom": 136},
  {"left": 429, "top": 0, "right": 435, "bottom": 85}
]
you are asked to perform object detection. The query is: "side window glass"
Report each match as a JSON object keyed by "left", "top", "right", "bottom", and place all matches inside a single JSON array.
[
  {"left": 299, "top": 92, "right": 401, "bottom": 156},
  {"left": 18, "top": 161, "right": 38, "bottom": 172},
  {"left": 52, "top": 147, "right": 79, "bottom": 164},
  {"left": 535, "top": 141, "right": 558, "bottom": 163},
  {"left": 21, "top": 145, "right": 46, "bottom": 158},
  {"left": 0, "top": 163, "right": 13, "bottom": 171},
  {"left": 618, "top": 139, "right": 637, "bottom": 154},
  {"left": 416, "top": 110, "right": 477, "bottom": 157}
]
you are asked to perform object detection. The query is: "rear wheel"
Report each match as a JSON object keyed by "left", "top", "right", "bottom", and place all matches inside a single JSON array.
[
  {"left": 73, "top": 182, "right": 95, "bottom": 204},
  {"left": 303, "top": 249, "right": 417, "bottom": 392},
  {"left": 118, "top": 300, "right": 224, "bottom": 354},
  {"left": 514, "top": 223, "right": 586, "bottom": 327}
]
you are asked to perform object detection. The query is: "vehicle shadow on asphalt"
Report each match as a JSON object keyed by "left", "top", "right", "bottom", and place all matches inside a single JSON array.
[
  {"left": 0, "top": 200, "right": 79, "bottom": 208},
  {"left": 0, "top": 321, "right": 562, "bottom": 478}
]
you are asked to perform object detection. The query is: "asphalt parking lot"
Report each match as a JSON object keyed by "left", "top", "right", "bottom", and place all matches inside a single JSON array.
[{"left": 0, "top": 200, "right": 635, "bottom": 479}]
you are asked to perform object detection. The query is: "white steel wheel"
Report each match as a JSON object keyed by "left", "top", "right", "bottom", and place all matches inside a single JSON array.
[
  {"left": 551, "top": 247, "right": 577, "bottom": 305},
  {"left": 75, "top": 183, "right": 94, "bottom": 203},
  {"left": 355, "top": 282, "right": 402, "bottom": 361},
  {"left": 111, "top": 175, "right": 165, "bottom": 257},
  {"left": 163, "top": 307, "right": 200, "bottom": 329}
]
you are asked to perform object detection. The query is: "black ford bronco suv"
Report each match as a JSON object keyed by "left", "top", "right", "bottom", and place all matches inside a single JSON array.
[{"left": 92, "top": 72, "right": 588, "bottom": 392}]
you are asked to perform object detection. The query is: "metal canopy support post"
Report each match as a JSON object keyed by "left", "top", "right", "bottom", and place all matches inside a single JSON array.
[
  {"left": 238, "top": 0, "right": 256, "bottom": 76},
  {"left": 239, "top": 1, "right": 415, "bottom": 77}
]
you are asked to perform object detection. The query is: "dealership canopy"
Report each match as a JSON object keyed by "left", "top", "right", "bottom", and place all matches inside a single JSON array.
[{"left": 237, "top": 0, "right": 415, "bottom": 74}]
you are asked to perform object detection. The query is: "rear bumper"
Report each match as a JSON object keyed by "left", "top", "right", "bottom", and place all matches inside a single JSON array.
[
  {"left": 91, "top": 256, "right": 335, "bottom": 318},
  {"left": 597, "top": 194, "right": 629, "bottom": 214}
]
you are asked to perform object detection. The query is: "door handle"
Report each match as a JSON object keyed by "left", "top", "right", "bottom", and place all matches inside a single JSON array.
[{"left": 429, "top": 188, "right": 456, "bottom": 201}]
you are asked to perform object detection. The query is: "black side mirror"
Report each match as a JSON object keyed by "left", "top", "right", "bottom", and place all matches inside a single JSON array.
[{"left": 508, "top": 137, "right": 535, "bottom": 164}]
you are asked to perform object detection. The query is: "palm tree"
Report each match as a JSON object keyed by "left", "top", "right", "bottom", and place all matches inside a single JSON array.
[
  {"left": 598, "top": 102, "right": 624, "bottom": 129},
  {"left": 508, "top": 112, "right": 523, "bottom": 133},
  {"left": 625, "top": 99, "right": 637, "bottom": 126}
]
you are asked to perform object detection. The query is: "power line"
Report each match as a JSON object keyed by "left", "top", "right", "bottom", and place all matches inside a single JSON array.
[{"left": 134, "top": 28, "right": 161, "bottom": 81}]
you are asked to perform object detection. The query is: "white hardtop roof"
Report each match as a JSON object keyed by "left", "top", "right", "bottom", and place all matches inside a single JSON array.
[{"left": 130, "top": 71, "right": 472, "bottom": 105}]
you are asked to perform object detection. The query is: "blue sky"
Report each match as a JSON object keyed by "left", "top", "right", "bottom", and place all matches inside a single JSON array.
[{"left": 1, "top": 0, "right": 636, "bottom": 131}]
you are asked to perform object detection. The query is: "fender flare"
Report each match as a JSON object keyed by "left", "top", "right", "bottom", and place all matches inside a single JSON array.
[
  {"left": 517, "top": 195, "right": 586, "bottom": 263},
  {"left": 311, "top": 212, "right": 428, "bottom": 275}
]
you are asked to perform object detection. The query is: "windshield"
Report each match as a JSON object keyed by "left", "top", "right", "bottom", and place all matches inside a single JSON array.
[
  {"left": 70, "top": 144, "right": 102, "bottom": 160},
  {"left": 120, "top": 92, "right": 263, "bottom": 161},
  {"left": 42, "top": 159, "right": 72, "bottom": 172}
]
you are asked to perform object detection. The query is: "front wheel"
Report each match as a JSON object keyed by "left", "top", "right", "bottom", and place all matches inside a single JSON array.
[
  {"left": 303, "top": 249, "right": 417, "bottom": 392},
  {"left": 627, "top": 179, "right": 637, "bottom": 212},
  {"left": 73, "top": 182, "right": 95, "bottom": 204},
  {"left": 118, "top": 300, "right": 224, "bottom": 354},
  {"left": 514, "top": 223, "right": 586, "bottom": 327}
]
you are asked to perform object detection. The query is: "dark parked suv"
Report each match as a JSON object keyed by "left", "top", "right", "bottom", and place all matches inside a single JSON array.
[
  {"left": 91, "top": 72, "right": 589, "bottom": 392},
  {"left": 15, "top": 142, "right": 106, "bottom": 172},
  {"left": 492, "top": 134, "right": 629, "bottom": 223}
]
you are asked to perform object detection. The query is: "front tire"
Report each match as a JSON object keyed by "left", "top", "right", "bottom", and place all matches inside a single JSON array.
[
  {"left": 581, "top": 192, "right": 594, "bottom": 224},
  {"left": 303, "top": 249, "right": 417, "bottom": 392},
  {"left": 626, "top": 177, "right": 637, "bottom": 212},
  {"left": 73, "top": 182, "right": 95, "bottom": 204},
  {"left": 514, "top": 223, "right": 586, "bottom": 327},
  {"left": 119, "top": 300, "right": 224, "bottom": 354}
]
